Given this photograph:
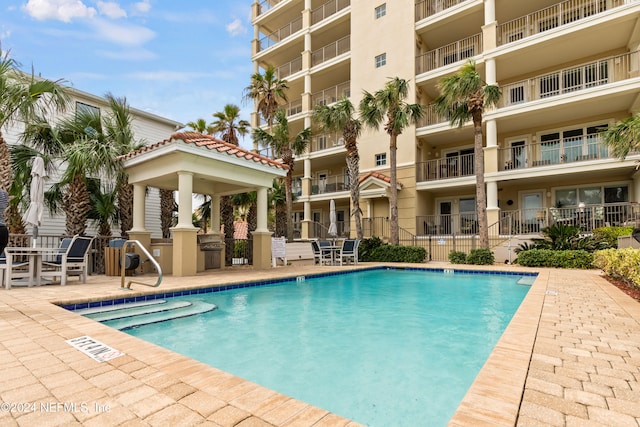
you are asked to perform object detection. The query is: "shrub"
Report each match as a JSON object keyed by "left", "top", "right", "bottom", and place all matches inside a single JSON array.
[
  {"left": 593, "top": 248, "right": 640, "bottom": 287},
  {"left": 358, "top": 237, "right": 385, "bottom": 262},
  {"left": 233, "top": 240, "right": 247, "bottom": 258},
  {"left": 592, "top": 226, "right": 634, "bottom": 248},
  {"left": 448, "top": 251, "right": 467, "bottom": 264},
  {"left": 368, "top": 244, "right": 427, "bottom": 263},
  {"left": 516, "top": 249, "right": 593, "bottom": 269},
  {"left": 466, "top": 248, "right": 495, "bottom": 265}
]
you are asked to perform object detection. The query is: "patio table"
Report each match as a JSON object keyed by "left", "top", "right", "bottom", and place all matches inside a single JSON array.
[{"left": 4, "top": 247, "right": 62, "bottom": 289}]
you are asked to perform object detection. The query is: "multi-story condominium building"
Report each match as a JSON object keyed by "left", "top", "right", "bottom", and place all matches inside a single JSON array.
[
  {"left": 4, "top": 87, "right": 182, "bottom": 238},
  {"left": 251, "top": 0, "right": 640, "bottom": 260}
]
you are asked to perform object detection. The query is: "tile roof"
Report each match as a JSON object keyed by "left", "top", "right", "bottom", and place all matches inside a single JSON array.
[
  {"left": 120, "top": 131, "right": 288, "bottom": 171},
  {"left": 359, "top": 171, "right": 391, "bottom": 184}
]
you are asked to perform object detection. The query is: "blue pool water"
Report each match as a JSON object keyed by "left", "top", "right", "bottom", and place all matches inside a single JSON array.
[{"left": 114, "top": 268, "right": 531, "bottom": 426}]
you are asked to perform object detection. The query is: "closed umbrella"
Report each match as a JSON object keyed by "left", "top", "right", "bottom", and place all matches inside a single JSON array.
[
  {"left": 328, "top": 199, "right": 337, "bottom": 240},
  {"left": 23, "top": 156, "right": 47, "bottom": 247}
]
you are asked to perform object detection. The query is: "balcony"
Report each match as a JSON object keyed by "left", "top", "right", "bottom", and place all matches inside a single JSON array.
[
  {"left": 257, "top": 0, "right": 287, "bottom": 16},
  {"left": 311, "top": 36, "right": 350, "bottom": 67},
  {"left": 312, "top": 132, "right": 345, "bottom": 152},
  {"left": 417, "top": 213, "right": 479, "bottom": 236},
  {"left": 311, "top": 0, "right": 350, "bottom": 25},
  {"left": 312, "top": 81, "right": 351, "bottom": 106},
  {"left": 258, "top": 16, "right": 303, "bottom": 52},
  {"left": 415, "top": 0, "right": 472, "bottom": 21},
  {"left": 284, "top": 98, "right": 303, "bottom": 117},
  {"left": 276, "top": 57, "right": 303, "bottom": 79},
  {"left": 499, "top": 135, "right": 613, "bottom": 171},
  {"left": 416, "top": 34, "right": 482, "bottom": 75},
  {"left": 497, "top": 0, "right": 627, "bottom": 46},
  {"left": 311, "top": 175, "right": 348, "bottom": 195},
  {"left": 416, "top": 153, "right": 475, "bottom": 182},
  {"left": 501, "top": 51, "right": 638, "bottom": 107}
]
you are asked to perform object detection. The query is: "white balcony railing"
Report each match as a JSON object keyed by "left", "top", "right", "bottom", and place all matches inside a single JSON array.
[
  {"left": 416, "top": 33, "right": 482, "bottom": 74},
  {"left": 497, "top": 0, "right": 627, "bottom": 46},
  {"left": 258, "top": 16, "right": 303, "bottom": 52},
  {"left": 415, "top": 0, "right": 472, "bottom": 21},
  {"left": 311, "top": 0, "right": 350, "bottom": 25},
  {"left": 311, "top": 81, "right": 351, "bottom": 106},
  {"left": 312, "top": 132, "right": 344, "bottom": 152},
  {"left": 257, "top": 0, "right": 287, "bottom": 16},
  {"left": 276, "top": 57, "right": 303, "bottom": 79},
  {"left": 416, "top": 153, "right": 475, "bottom": 182},
  {"left": 311, "top": 36, "right": 350, "bottom": 66},
  {"left": 311, "top": 175, "right": 349, "bottom": 194}
]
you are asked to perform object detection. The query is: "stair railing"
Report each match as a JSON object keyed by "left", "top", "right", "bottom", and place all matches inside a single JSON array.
[{"left": 120, "top": 240, "right": 163, "bottom": 290}]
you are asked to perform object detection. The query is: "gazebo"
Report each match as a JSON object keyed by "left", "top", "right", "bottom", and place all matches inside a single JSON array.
[{"left": 120, "top": 132, "right": 288, "bottom": 276}]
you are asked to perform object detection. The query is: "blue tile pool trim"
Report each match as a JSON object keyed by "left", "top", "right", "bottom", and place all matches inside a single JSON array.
[{"left": 60, "top": 266, "right": 538, "bottom": 312}]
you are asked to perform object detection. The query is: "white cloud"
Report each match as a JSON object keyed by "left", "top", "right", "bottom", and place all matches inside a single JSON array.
[
  {"left": 97, "top": 1, "right": 126, "bottom": 19},
  {"left": 226, "top": 18, "right": 246, "bottom": 37},
  {"left": 126, "top": 70, "right": 213, "bottom": 82},
  {"left": 91, "top": 19, "right": 155, "bottom": 46},
  {"left": 132, "top": 0, "right": 151, "bottom": 14},
  {"left": 98, "top": 48, "right": 156, "bottom": 61},
  {"left": 23, "top": 0, "right": 96, "bottom": 23}
]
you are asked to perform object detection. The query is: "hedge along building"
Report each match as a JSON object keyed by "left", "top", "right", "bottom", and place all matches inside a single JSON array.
[{"left": 120, "top": 132, "right": 288, "bottom": 275}]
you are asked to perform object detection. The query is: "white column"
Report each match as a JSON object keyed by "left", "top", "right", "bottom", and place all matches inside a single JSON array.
[
  {"left": 132, "top": 183, "right": 146, "bottom": 231},
  {"left": 487, "top": 181, "right": 498, "bottom": 209},
  {"left": 485, "top": 58, "right": 497, "bottom": 85},
  {"left": 210, "top": 194, "right": 221, "bottom": 233},
  {"left": 177, "top": 172, "right": 195, "bottom": 228},
  {"left": 256, "top": 187, "right": 269, "bottom": 232},
  {"left": 484, "top": 0, "right": 495, "bottom": 24},
  {"left": 486, "top": 119, "right": 497, "bottom": 147}
]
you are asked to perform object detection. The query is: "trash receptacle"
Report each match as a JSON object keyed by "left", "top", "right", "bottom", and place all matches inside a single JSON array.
[{"left": 198, "top": 236, "right": 222, "bottom": 269}]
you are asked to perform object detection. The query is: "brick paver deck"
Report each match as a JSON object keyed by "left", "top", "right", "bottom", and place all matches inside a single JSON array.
[{"left": 0, "top": 264, "right": 638, "bottom": 426}]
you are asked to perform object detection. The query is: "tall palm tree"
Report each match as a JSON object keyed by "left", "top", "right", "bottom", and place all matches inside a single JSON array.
[
  {"left": 160, "top": 188, "right": 175, "bottom": 238},
  {"left": 210, "top": 104, "right": 250, "bottom": 145},
  {"left": 433, "top": 61, "right": 501, "bottom": 249},
  {"left": 269, "top": 179, "right": 287, "bottom": 237},
  {"left": 88, "top": 184, "right": 118, "bottom": 236},
  {"left": 253, "top": 109, "right": 310, "bottom": 241},
  {"left": 600, "top": 114, "right": 640, "bottom": 159},
  {"left": 244, "top": 65, "right": 288, "bottom": 129},
  {"left": 359, "top": 77, "right": 425, "bottom": 245},
  {"left": 185, "top": 118, "right": 214, "bottom": 134},
  {"left": 313, "top": 98, "right": 364, "bottom": 239}
]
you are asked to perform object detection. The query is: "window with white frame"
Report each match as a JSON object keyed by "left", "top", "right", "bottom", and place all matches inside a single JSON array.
[
  {"left": 375, "top": 153, "right": 387, "bottom": 166},
  {"left": 375, "top": 4, "right": 386, "bottom": 19},
  {"left": 375, "top": 53, "right": 386, "bottom": 68},
  {"left": 555, "top": 184, "right": 628, "bottom": 207}
]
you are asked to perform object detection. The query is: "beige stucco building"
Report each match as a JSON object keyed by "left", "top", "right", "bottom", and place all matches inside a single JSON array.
[{"left": 251, "top": 0, "right": 640, "bottom": 260}]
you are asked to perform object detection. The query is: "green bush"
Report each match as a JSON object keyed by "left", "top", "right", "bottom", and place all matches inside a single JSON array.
[
  {"left": 593, "top": 248, "right": 640, "bottom": 287},
  {"left": 448, "top": 251, "right": 467, "bottom": 264},
  {"left": 516, "top": 249, "right": 594, "bottom": 269},
  {"left": 368, "top": 244, "right": 427, "bottom": 263},
  {"left": 466, "top": 248, "right": 495, "bottom": 265},
  {"left": 358, "top": 237, "right": 385, "bottom": 262},
  {"left": 234, "top": 240, "right": 247, "bottom": 258},
  {"left": 592, "top": 226, "right": 634, "bottom": 248}
]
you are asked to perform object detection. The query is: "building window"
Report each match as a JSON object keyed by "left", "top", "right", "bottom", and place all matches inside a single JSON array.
[
  {"left": 375, "top": 153, "right": 387, "bottom": 166},
  {"left": 76, "top": 101, "right": 100, "bottom": 117},
  {"left": 375, "top": 4, "right": 386, "bottom": 19},
  {"left": 375, "top": 53, "right": 386, "bottom": 68}
]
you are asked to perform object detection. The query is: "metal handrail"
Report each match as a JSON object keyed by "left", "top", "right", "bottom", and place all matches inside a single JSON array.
[{"left": 120, "top": 240, "right": 163, "bottom": 290}]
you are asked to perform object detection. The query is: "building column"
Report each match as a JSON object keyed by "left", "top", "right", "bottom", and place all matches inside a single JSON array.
[
  {"left": 301, "top": 158, "right": 312, "bottom": 239},
  {"left": 172, "top": 172, "right": 197, "bottom": 276},
  {"left": 633, "top": 172, "right": 640, "bottom": 202},
  {"left": 486, "top": 180, "right": 500, "bottom": 236},
  {"left": 128, "top": 183, "right": 152, "bottom": 272},
  {"left": 252, "top": 186, "right": 273, "bottom": 269},
  {"left": 202, "top": 193, "right": 224, "bottom": 271},
  {"left": 484, "top": 119, "right": 499, "bottom": 173}
]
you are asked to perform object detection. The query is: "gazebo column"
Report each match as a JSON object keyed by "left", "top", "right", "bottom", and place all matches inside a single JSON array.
[
  {"left": 172, "top": 172, "right": 198, "bottom": 276},
  {"left": 252, "top": 186, "right": 273, "bottom": 269},
  {"left": 128, "top": 183, "right": 152, "bottom": 272}
]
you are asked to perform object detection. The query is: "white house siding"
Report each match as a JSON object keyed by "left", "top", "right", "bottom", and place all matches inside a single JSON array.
[{"left": 3, "top": 86, "right": 181, "bottom": 239}]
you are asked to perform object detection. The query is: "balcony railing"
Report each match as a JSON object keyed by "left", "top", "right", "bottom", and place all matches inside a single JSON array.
[
  {"left": 501, "top": 51, "right": 638, "bottom": 107},
  {"left": 416, "top": 33, "right": 482, "bottom": 74},
  {"left": 499, "top": 135, "right": 612, "bottom": 171},
  {"left": 276, "top": 57, "right": 303, "bottom": 79},
  {"left": 417, "top": 104, "right": 451, "bottom": 128},
  {"left": 311, "top": 175, "right": 349, "bottom": 195},
  {"left": 311, "top": 0, "right": 350, "bottom": 25},
  {"left": 284, "top": 98, "right": 303, "bottom": 116},
  {"left": 416, "top": 153, "right": 475, "bottom": 182},
  {"left": 312, "top": 132, "right": 344, "bottom": 152},
  {"left": 497, "top": 0, "right": 627, "bottom": 46},
  {"left": 311, "top": 36, "right": 350, "bottom": 66},
  {"left": 311, "top": 81, "right": 351, "bottom": 106},
  {"left": 258, "top": 16, "right": 303, "bottom": 52},
  {"left": 417, "top": 213, "right": 479, "bottom": 236},
  {"left": 257, "top": 0, "right": 287, "bottom": 16},
  {"left": 415, "top": 0, "right": 471, "bottom": 21}
]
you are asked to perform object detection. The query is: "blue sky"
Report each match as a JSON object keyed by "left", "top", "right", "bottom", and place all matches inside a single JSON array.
[{"left": 0, "top": 0, "right": 255, "bottom": 146}]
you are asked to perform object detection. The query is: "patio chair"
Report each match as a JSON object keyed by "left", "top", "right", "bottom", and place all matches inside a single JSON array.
[
  {"left": 338, "top": 239, "right": 360, "bottom": 266},
  {"left": 0, "top": 251, "right": 30, "bottom": 287},
  {"left": 311, "top": 240, "right": 332, "bottom": 265},
  {"left": 41, "top": 235, "right": 94, "bottom": 285}
]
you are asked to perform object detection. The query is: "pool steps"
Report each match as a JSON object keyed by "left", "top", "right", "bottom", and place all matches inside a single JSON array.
[{"left": 78, "top": 299, "right": 217, "bottom": 330}]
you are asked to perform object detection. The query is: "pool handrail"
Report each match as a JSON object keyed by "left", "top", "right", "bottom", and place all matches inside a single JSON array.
[{"left": 119, "top": 240, "right": 163, "bottom": 290}]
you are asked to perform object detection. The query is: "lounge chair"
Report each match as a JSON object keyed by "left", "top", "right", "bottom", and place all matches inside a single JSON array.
[
  {"left": 0, "top": 251, "right": 30, "bottom": 288},
  {"left": 311, "top": 240, "right": 332, "bottom": 265},
  {"left": 338, "top": 239, "right": 360, "bottom": 265},
  {"left": 41, "top": 235, "right": 94, "bottom": 285}
]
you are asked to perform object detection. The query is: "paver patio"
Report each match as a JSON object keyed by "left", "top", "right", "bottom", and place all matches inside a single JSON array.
[{"left": 0, "top": 264, "right": 638, "bottom": 426}]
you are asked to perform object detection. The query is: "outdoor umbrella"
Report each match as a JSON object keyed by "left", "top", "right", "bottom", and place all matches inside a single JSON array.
[
  {"left": 328, "top": 199, "right": 337, "bottom": 241},
  {"left": 23, "top": 156, "right": 47, "bottom": 247}
]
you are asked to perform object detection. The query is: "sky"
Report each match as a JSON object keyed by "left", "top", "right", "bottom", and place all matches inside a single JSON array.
[{"left": 0, "top": 0, "right": 256, "bottom": 147}]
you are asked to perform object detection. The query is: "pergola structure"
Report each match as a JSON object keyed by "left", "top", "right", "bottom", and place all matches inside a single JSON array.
[{"left": 121, "top": 132, "right": 288, "bottom": 275}]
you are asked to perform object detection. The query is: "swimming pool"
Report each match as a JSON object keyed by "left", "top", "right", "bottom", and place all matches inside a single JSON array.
[{"left": 83, "top": 268, "right": 532, "bottom": 426}]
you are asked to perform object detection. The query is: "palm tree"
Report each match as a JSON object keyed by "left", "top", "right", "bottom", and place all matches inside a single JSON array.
[
  {"left": 600, "top": 114, "right": 640, "bottom": 159},
  {"left": 244, "top": 65, "right": 288, "bottom": 129},
  {"left": 253, "top": 109, "right": 311, "bottom": 241},
  {"left": 88, "top": 184, "right": 118, "bottom": 236},
  {"left": 210, "top": 104, "right": 250, "bottom": 145},
  {"left": 185, "top": 118, "right": 214, "bottom": 134},
  {"left": 359, "top": 77, "right": 425, "bottom": 245},
  {"left": 433, "top": 61, "right": 501, "bottom": 249},
  {"left": 269, "top": 179, "right": 287, "bottom": 237},
  {"left": 313, "top": 98, "right": 364, "bottom": 239},
  {"left": 159, "top": 188, "right": 175, "bottom": 238}
]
